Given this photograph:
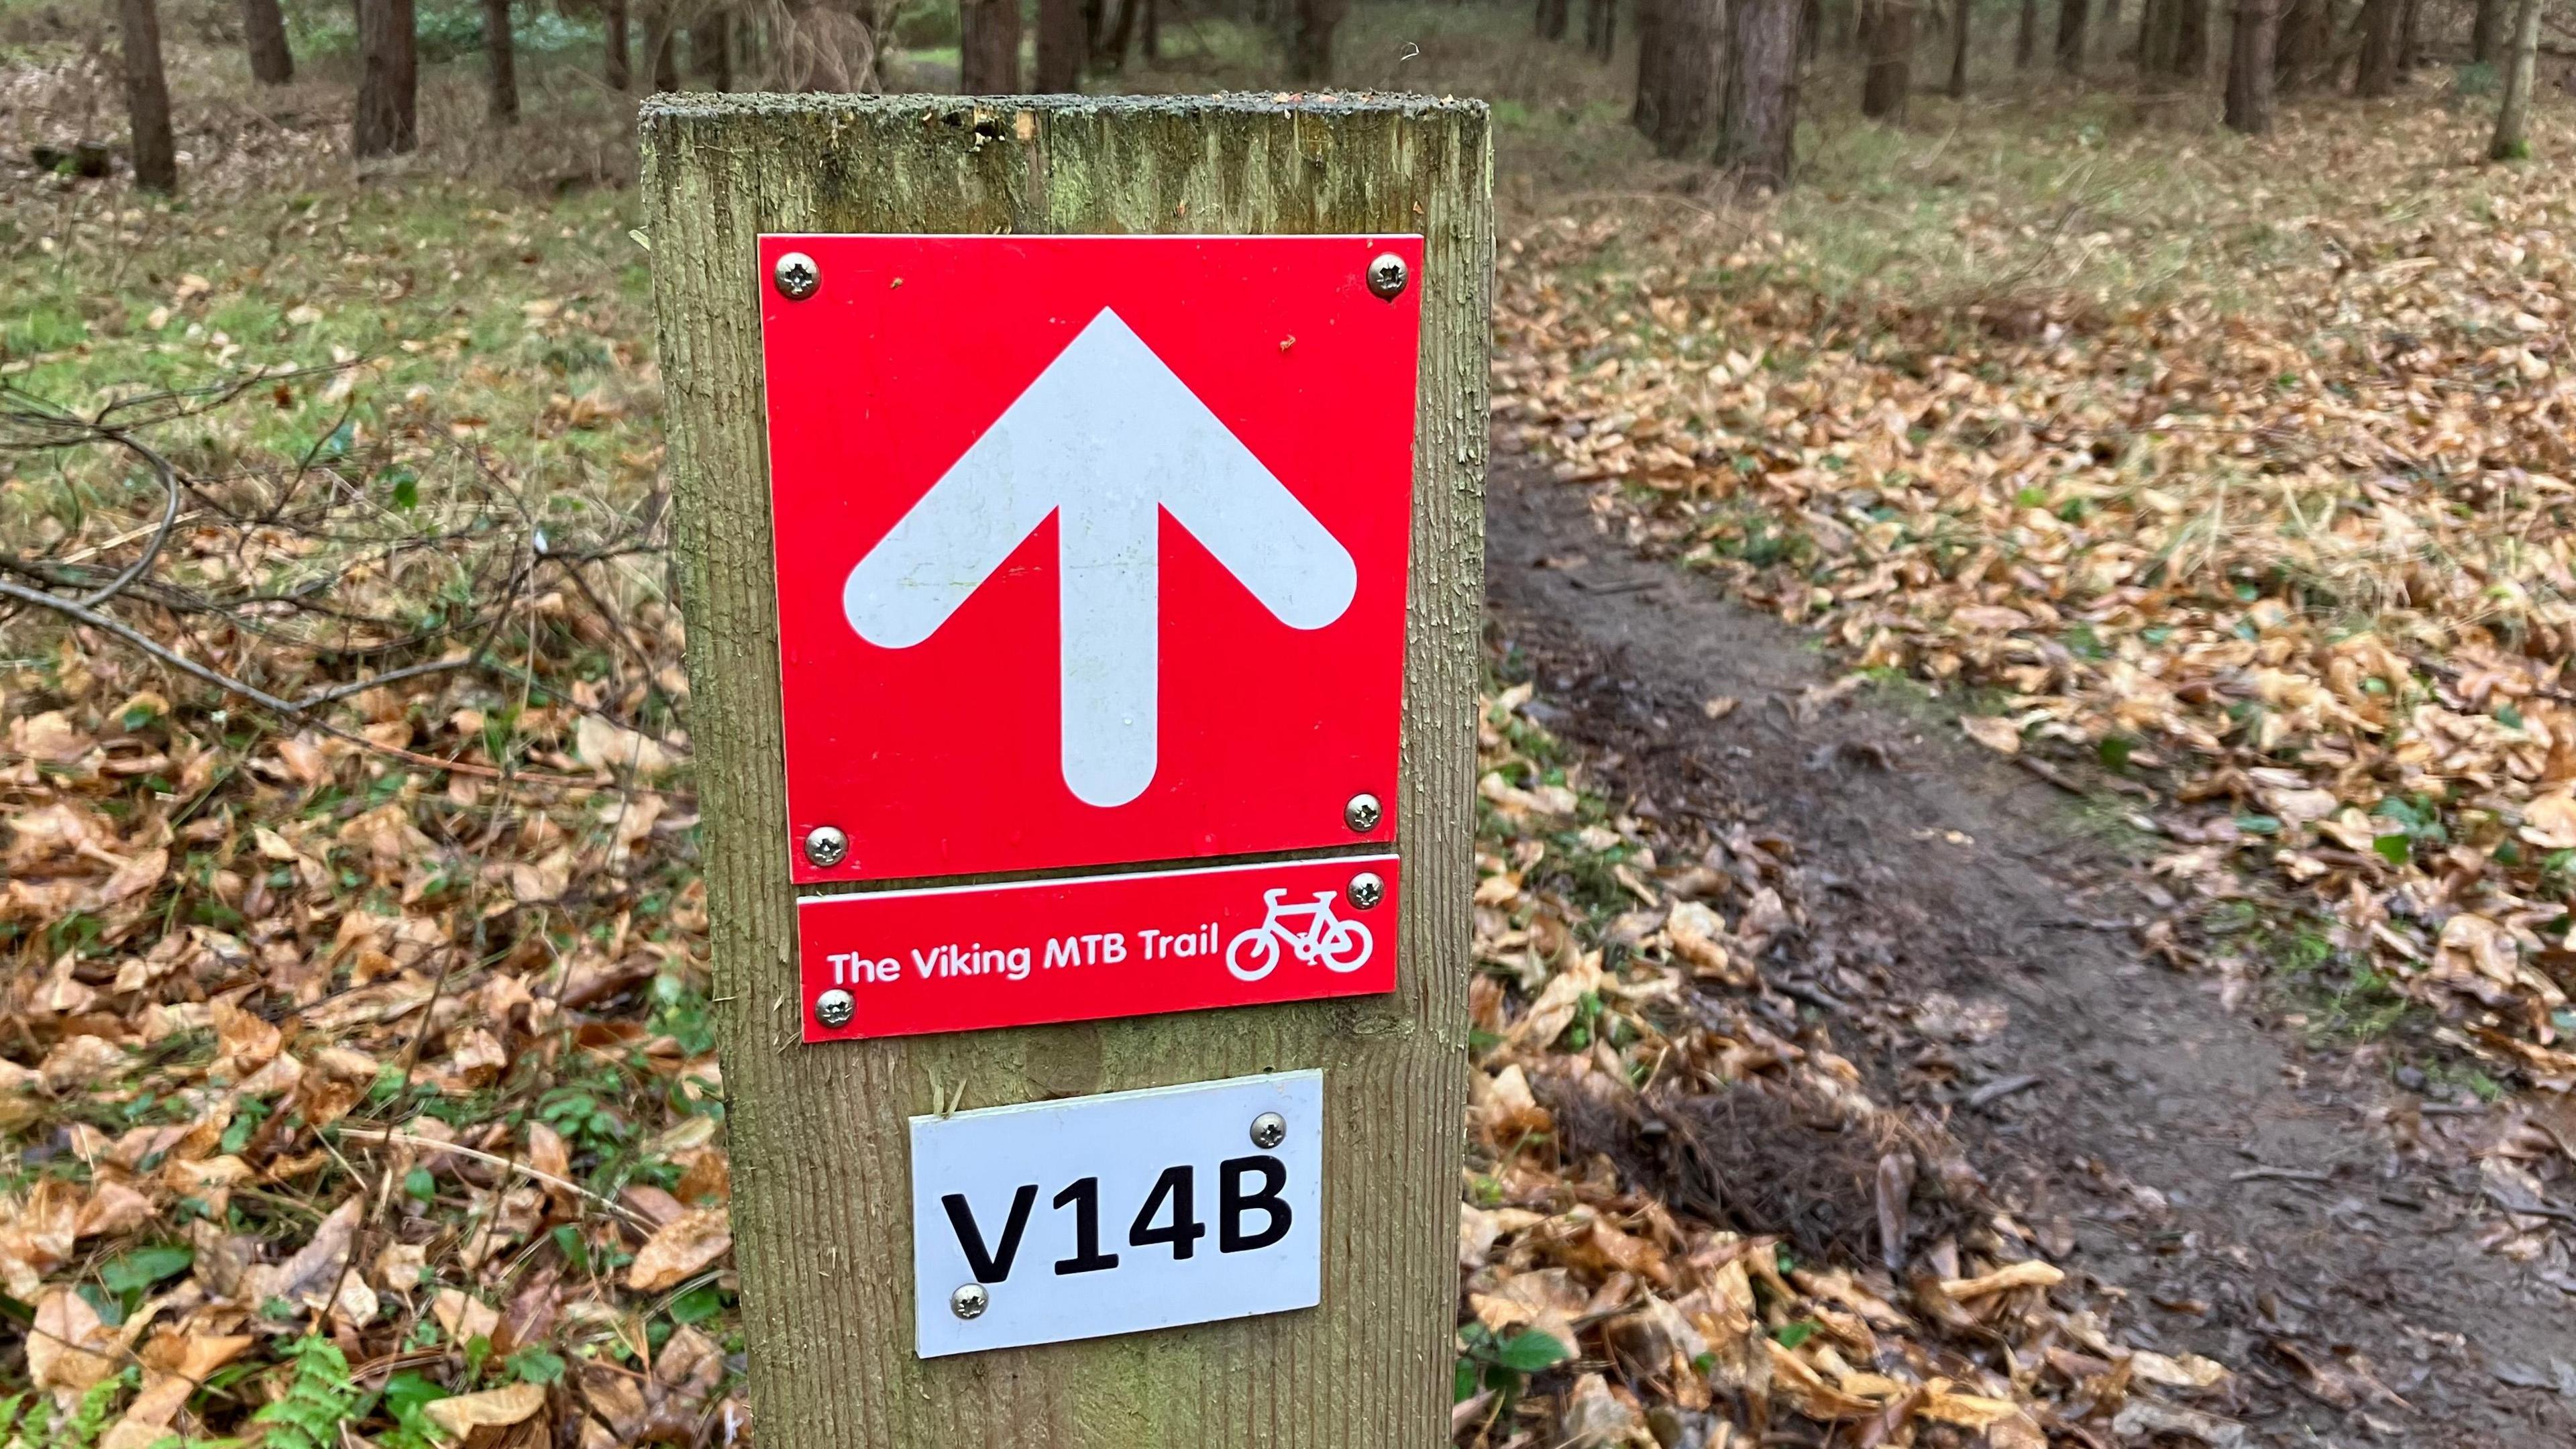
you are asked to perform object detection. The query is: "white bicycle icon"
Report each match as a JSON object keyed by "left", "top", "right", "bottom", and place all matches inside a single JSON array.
[{"left": 1226, "top": 888, "right": 1374, "bottom": 981}]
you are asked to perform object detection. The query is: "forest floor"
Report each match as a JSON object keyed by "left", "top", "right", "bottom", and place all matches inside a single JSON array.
[
  {"left": 1487, "top": 445, "right": 2576, "bottom": 1447},
  {"left": 4, "top": 3, "right": 2576, "bottom": 1446}
]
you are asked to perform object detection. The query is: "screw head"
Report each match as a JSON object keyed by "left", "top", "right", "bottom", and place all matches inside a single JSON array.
[
  {"left": 1365, "top": 252, "right": 1409, "bottom": 300},
  {"left": 1344, "top": 792, "right": 1383, "bottom": 833},
  {"left": 814, "top": 988, "right": 856, "bottom": 1030},
  {"left": 951, "top": 1283, "right": 989, "bottom": 1320},
  {"left": 1249, "top": 1112, "right": 1287, "bottom": 1150},
  {"left": 1346, "top": 871, "right": 1385, "bottom": 910},
  {"left": 802, "top": 824, "right": 849, "bottom": 869},
  {"left": 773, "top": 251, "right": 820, "bottom": 301}
]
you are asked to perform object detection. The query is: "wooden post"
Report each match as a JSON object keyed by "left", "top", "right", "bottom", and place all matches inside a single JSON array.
[{"left": 645, "top": 95, "right": 1487, "bottom": 1448}]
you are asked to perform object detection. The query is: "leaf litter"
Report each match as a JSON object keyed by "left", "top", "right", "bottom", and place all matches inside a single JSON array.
[
  {"left": 0, "top": 547, "right": 2249, "bottom": 1446},
  {"left": 0, "top": 178, "right": 721, "bottom": 1440},
  {"left": 0, "top": 625, "right": 733, "bottom": 1447}
]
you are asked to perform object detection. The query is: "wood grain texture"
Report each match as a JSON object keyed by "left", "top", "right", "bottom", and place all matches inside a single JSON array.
[{"left": 644, "top": 95, "right": 1488, "bottom": 1448}]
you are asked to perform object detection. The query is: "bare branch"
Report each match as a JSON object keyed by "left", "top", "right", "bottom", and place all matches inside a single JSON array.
[
  {"left": 0, "top": 370, "right": 687, "bottom": 786},
  {"left": 0, "top": 572, "right": 310, "bottom": 716},
  {"left": 64, "top": 426, "right": 184, "bottom": 608}
]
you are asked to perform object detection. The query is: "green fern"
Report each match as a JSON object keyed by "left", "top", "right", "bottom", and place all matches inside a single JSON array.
[
  {"left": 0, "top": 1391, "right": 46, "bottom": 1449},
  {"left": 250, "top": 1338, "right": 365, "bottom": 1449},
  {"left": 58, "top": 1377, "right": 126, "bottom": 1449},
  {"left": 2, "top": 1371, "right": 136, "bottom": 1449}
]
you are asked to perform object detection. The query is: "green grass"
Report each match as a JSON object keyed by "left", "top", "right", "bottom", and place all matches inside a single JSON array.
[
  {"left": 2, "top": 162, "right": 655, "bottom": 574},
  {"left": 2239, "top": 903, "right": 2426, "bottom": 1047}
]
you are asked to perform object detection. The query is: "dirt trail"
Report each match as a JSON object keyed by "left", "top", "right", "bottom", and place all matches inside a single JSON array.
[{"left": 1485, "top": 449, "right": 2576, "bottom": 1448}]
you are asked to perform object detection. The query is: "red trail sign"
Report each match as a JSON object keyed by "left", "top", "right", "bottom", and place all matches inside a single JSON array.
[{"left": 759, "top": 233, "right": 1423, "bottom": 1036}]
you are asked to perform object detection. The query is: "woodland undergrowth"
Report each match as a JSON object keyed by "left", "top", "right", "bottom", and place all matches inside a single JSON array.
[{"left": 3, "top": 9, "right": 2571, "bottom": 1447}]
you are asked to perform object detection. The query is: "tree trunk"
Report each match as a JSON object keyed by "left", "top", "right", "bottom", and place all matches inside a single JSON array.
[
  {"left": 1104, "top": 0, "right": 1138, "bottom": 66},
  {"left": 2055, "top": 0, "right": 2087, "bottom": 69},
  {"left": 1862, "top": 0, "right": 1913, "bottom": 115},
  {"left": 2469, "top": 0, "right": 2504, "bottom": 62},
  {"left": 241, "top": 0, "right": 293, "bottom": 82},
  {"left": 2224, "top": 0, "right": 2276, "bottom": 129},
  {"left": 2351, "top": 0, "right": 2396, "bottom": 93},
  {"left": 1947, "top": 0, "right": 1970, "bottom": 93},
  {"left": 604, "top": 0, "right": 631, "bottom": 88},
  {"left": 1722, "top": 0, "right": 1801, "bottom": 188},
  {"left": 1633, "top": 0, "right": 1664, "bottom": 125},
  {"left": 960, "top": 0, "right": 1022, "bottom": 89},
  {"left": 1801, "top": 0, "right": 1821, "bottom": 59},
  {"left": 1536, "top": 0, "right": 1569, "bottom": 40},
  {"left": 484, "top": 0, "right": 517, "bottom": 119},
  {"left": 1583, "top": 0, "right": 1617, "bottom": 56},
  {"left": 2490, "top": 0, "right": 2543, "bottom": 157},
  {"left": 2176, "top": 0, "right": 2207, "bottom": 71},
  {"left": 1038, "top": 0, "right": 1084, "bottom": 86},
  {"left": 2138, "top": 0, "right": 2170, "bottom": 67},
  {"left": 1290, "top": 0, "right": 1346, "bottom": 78},
  {"left": 694, "top": 13, "right": 733, "bottom": 90},
  {"left": 1082, "top": 0, "right": 1106, "bottom": 54},
  {"left": 352, "top": 0, "right": 417, "bottom": 156},
  {"left": 2016, "top": 0, "right": 2038, "bottom": 64},
  {"left": 1633, "top": 0, "right": 1725, "bottom": 155},
  {"left": 2394, "top": 0, "right": 2418, "bottom": 74},
  {"left": 647, "top": 14, "right": 680, "bottom": 89},
  {"left": 117, "top": 0, "right": 176, "bottom": 190},
  {"left": 2274, "top": 0, "right": 2322, "bottom": 87},
  {"left": 1140, "top": 0, "right": 1158, "bottom": 60}
]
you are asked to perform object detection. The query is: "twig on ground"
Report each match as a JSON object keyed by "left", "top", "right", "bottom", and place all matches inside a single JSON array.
[
  {"left": 335, "top": 1128, "right": 657, "bottom": 1231},
  {"left": 2231, "top": 1166, "right": 2335, "bottom": 1184},
  {"left": 1965, "top": 1075, "right": 2043, "bottom": 1110}
]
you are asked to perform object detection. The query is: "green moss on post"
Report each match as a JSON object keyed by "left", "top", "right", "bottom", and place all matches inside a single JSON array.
[{"left": 645, "top": 95, "right": 1489, "bottom": 1448}]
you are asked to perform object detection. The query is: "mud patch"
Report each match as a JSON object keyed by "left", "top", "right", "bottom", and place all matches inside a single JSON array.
[{"left": 1539, "top": 1070, "right": 1978, "bottom": 1268}]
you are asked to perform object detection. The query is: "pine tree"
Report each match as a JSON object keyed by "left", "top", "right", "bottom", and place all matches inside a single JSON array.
[
  {"left": 2489, "top": 0, "right": 2544, "bottom": 158},
  {"left": 354, "top": 0, "right": 419, "bottom": 156},
  {"left": 242, "top": 0, "right": 294, "bottom": 82},
  {"left": 117, "top": 0, "right": 176, "bottom": 190}
]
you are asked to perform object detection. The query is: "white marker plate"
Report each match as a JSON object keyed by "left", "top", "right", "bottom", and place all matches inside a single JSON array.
[{"left": 910, "top": 1070, "right": 1322, "bottom": 1357}]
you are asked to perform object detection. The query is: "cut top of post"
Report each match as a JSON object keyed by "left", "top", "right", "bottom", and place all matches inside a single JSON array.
[
  {"left": 642, "top": 92, "right": 1492, "bottom": 246},
  {"left": 639, "top": 89, "right": 1489, "bottom": 122}
]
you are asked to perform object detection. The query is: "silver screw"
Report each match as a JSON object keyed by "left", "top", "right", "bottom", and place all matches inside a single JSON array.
[
  {"left": 773, "top": 251, "right": 820, "bottom": 301},
  {"left": 803, "top": 824, "right": 849, "bottom": 868},
  {"left": 1249, "top": 1112, "right": 1287, "bottom": 1150},
  {"left": 1344, "top": 793, "right": 1383, "bottom": 833},
  {"left": 1365, "top": 252, "right": 1409, "bottom": 301},
  {"left": 1346, "top": 871, "right": 1385, "bottom": 910},
  {"left": 814, "top": 989, "right": 855, "bottom": 1030},
  {"left": 951, "top": 1283, "right": 989, "bottom": 1320}
]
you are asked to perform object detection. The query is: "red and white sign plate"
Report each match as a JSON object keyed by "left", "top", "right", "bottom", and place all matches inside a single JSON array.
[
  {"left": 759, "top": 235, "right": 1421, "bottom": 1036},
  {"left": 801, "top": 855, "right": 1400, "bottom": 1041},
  {"left": 759, "top": 234, "right": 1421, "bottom": 885}
]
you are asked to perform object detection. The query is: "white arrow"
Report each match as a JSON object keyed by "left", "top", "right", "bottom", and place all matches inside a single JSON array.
[{"left": 843, "top": 308, "right": 1358, "bottom": 808}]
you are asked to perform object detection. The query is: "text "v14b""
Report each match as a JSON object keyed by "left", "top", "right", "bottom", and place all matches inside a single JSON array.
[{"left": 910, "top": 1071, "right": 1322, "bottom": 1356}]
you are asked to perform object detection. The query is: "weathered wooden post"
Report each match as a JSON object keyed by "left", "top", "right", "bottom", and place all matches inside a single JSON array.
[{"left": 645, "top": 95, "right": 1489, "bottom": 1446}]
